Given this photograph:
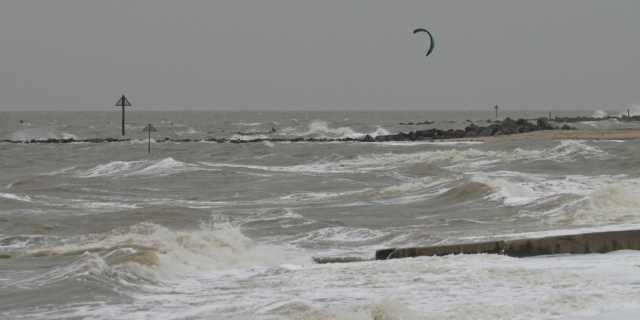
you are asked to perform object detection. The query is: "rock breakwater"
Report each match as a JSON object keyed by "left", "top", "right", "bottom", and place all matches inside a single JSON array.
[{"left": 1, "top": 117, "right": 574, "bottom": 144}]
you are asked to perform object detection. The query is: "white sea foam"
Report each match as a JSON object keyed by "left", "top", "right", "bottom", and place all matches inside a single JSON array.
[
  {"left": 62, "top": 133, "right": 79, "bottom": 140},
  {"left": 174, "top": 127, "right": 203, "bottom": 136},
  {"left": 493, "top": 174, "right": 640, "bottom": 226},
  {"left": 473, "top": 176, "right": 538, "bottom": 206},
  {"left": 230, "top": 134, "right": 270, "bottom": 141},
  {"left": 369, "top": 126, "right": 389, "bottom": 137},
  {"left": 591, "top": 110, "right": 607, "bottom": 118},
  {"left": 234, "top": 122, "right": 262, "bottom": 126},
  {"left": 202, "top": 148, "right": 542, "bottom": 174},
  {"left": 581, "top": 118, "right": 621, "bottom": 128},
  {"left": 558, "top": 184, "right": 640, "bottom": 225},
  {"left": 279, "top": 127, "right": 298, "bottom": 134},
  {"left": 300, "top": 121, "right": 389, "bottom": 139},
  {"left": 260, "top": 140, "right": 275, "bottom": 147},
  {"left": 75, "top": 158, "right": 200, "bottom": 178},
  {"left": 32, "top": 250, "right": 640, "bottom": 319},
  {"left": 12, "top": 218, "right": 308, "bottom": 282},
  {"left": 11, "top": 127, "right": 57, "bottom": 141},
  {"left": 532, "top": 140, "right": 608, "bottom": 162},
  {"left": 241, "top": 208, "right": 316, "bottom": 229},
  {"left": 350, "top": 178, "right": 456, "bottom": 199},
  {"left": 302, "top": 120, "right": 360, "bottom": 139},
  {"left": 0, "top": 193, "right": 32, "bottom": 202},
  {"left": 293, "top": 227, "right": 387, "bottom": 244}
]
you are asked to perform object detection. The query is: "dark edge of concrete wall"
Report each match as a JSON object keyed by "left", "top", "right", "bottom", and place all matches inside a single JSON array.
[
  {"left": 376, "top": 229, "right": 640, "bottom": 260},
  {"left": 313, "top": 257, "right": 371, "bottom": 264}
]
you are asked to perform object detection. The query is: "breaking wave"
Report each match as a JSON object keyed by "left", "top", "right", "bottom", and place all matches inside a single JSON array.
[
  {"left": 201, "top": 148, "right": 542, "bottom": 174},
  {"left": 75, "top": 157, "right": 201, "bottom": 178},
  {"left": 7, "top": 217, "right": 307, "bottom": 282},
  {"left": 230, "top": 134, "right": 270, "bottom": 141},
  {"left": 0, "top": 193, "right": 32, "bottom": 202},
  {"left": 302, "top": 120, "right": 359, "bottom": 138},
  {"left": 554, "top": 184, "right": 640, "bottom": 225}
]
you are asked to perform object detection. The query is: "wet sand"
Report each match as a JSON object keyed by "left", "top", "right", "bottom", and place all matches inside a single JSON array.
[{"left": 461, "top": 128, "right": 640, "bottom": 141}]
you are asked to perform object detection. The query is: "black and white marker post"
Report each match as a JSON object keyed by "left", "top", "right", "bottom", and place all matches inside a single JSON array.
[{"left": 115, "top": 95, "right": 131, "bottom": 136}]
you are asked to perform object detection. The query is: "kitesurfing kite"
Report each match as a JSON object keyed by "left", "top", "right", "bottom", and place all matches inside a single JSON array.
[{"left": 413, "top": 28, "right": 434, "bottom": 57}]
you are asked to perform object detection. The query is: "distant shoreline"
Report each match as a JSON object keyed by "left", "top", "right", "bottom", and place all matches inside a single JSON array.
[{"left": 459, "top": 128, "right": 640, "bottom": 141}]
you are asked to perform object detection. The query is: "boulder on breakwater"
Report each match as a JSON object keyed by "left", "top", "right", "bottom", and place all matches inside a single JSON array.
[
  {"left": 399, "top": 120, "right": 435, "bottom": 125},
  {"left": 375, "top": 229, "right": 640, "bottom": 260},
  {"left": 372, "top": 117, "right": 571, "bottom": 142}
]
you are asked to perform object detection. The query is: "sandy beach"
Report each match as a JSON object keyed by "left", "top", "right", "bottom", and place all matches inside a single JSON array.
[{"left": 461, "top": 128, "right": 640, "bottom": 141}]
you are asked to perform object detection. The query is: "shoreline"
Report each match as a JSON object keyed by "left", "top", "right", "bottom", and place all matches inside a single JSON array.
[
  {"left": 457, "top": 128, "right": 640, "bottom": 141},
  {"left": 4, "top": 129, "right": 640, "bottom": 145}
]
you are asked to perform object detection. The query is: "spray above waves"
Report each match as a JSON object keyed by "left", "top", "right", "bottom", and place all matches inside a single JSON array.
[
  {"left": 581, "top": 118, "right": 621, "bottom": 128},
  {"left": 302, "top": 120, "right": 356, "bottom": 138},
  {"left": 299, "top": 120, "right": 389, "bottom": 139},
  {"left": 174, "top": 127, "right": 203, "bottom": 136},
  {"left": 12, "top": 127, "right": 57, "bottom": 141}
]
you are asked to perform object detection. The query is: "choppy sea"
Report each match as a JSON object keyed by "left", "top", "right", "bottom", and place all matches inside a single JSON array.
[{"left": 3, "top": 110, "right": 640, "bottom": 319}]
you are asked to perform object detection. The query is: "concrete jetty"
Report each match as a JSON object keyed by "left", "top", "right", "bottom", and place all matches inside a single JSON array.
[{"left": 376, "top": 229, "right": 640, "bottom": 260}]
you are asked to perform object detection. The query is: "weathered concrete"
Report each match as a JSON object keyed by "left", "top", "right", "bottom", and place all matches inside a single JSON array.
[
  {"left": 376, "top": 229, "right": 640, "bottom": 260},
  {"left": 313, "top": 256, "right": 370, "bottom": 264}
]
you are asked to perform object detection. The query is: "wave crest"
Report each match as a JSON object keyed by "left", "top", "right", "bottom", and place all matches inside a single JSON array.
[{"left": 75, "top": 157, "right": 199, "bottom": 178}]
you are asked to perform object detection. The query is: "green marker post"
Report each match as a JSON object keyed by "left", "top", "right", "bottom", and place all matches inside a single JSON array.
[
  {"left": 494, "top": 105, "right": 499, "bottom": 119},
  {"left": 142, "top": 124, "right": 157, "bottom": 154}
]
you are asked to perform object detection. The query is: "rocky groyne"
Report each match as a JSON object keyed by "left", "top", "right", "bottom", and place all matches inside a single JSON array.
[{"left": 1, "top": 117, "right": 575, "bottom": 144}]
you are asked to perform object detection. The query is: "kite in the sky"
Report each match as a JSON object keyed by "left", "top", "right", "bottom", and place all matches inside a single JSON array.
[{"left": 413, "top": 28, "right": 434, "bottom": 57}]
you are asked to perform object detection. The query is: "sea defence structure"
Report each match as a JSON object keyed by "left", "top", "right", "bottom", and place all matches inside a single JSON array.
[
  {"left": 1, "top": 117, "right": 568, "bottom": 144},
  {"left": 5, "top": 116, "right": 640, "bottom": 145},
  {"left": 375, "top": 229, "right": 640, "bottom": 260}
]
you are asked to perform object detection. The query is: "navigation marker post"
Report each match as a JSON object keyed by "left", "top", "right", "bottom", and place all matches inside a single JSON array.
[
  {"left": 115, "top": 95, "right": 132, "bottom": 136},
  {"left": 494, "top": 105, "right": 499, "bottom": 119},
  {"left": 142, "top": 124, "right": 157, "bottom": 154}
]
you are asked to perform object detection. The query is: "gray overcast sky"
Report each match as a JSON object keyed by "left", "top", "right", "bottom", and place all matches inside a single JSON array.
[{"left": 1, "top": 1, "right": 639, "bottom": 111}]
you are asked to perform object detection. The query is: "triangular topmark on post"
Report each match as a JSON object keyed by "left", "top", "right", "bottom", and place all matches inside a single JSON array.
[
  {"left": 115, "top": 95, "right": 131, "bottom": 106},
  {"left": 143, "top": 124, "right": 157, "bottom": 132}
]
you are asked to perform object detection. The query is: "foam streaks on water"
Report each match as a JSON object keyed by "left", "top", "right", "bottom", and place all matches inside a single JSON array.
[{"left": 3, "top": 111, "right": 640, "bottom": 319}]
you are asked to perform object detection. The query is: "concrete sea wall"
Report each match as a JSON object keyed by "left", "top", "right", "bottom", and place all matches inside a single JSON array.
[{"left": 376, "top": 229, "right": 640, "bottom": 260}]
